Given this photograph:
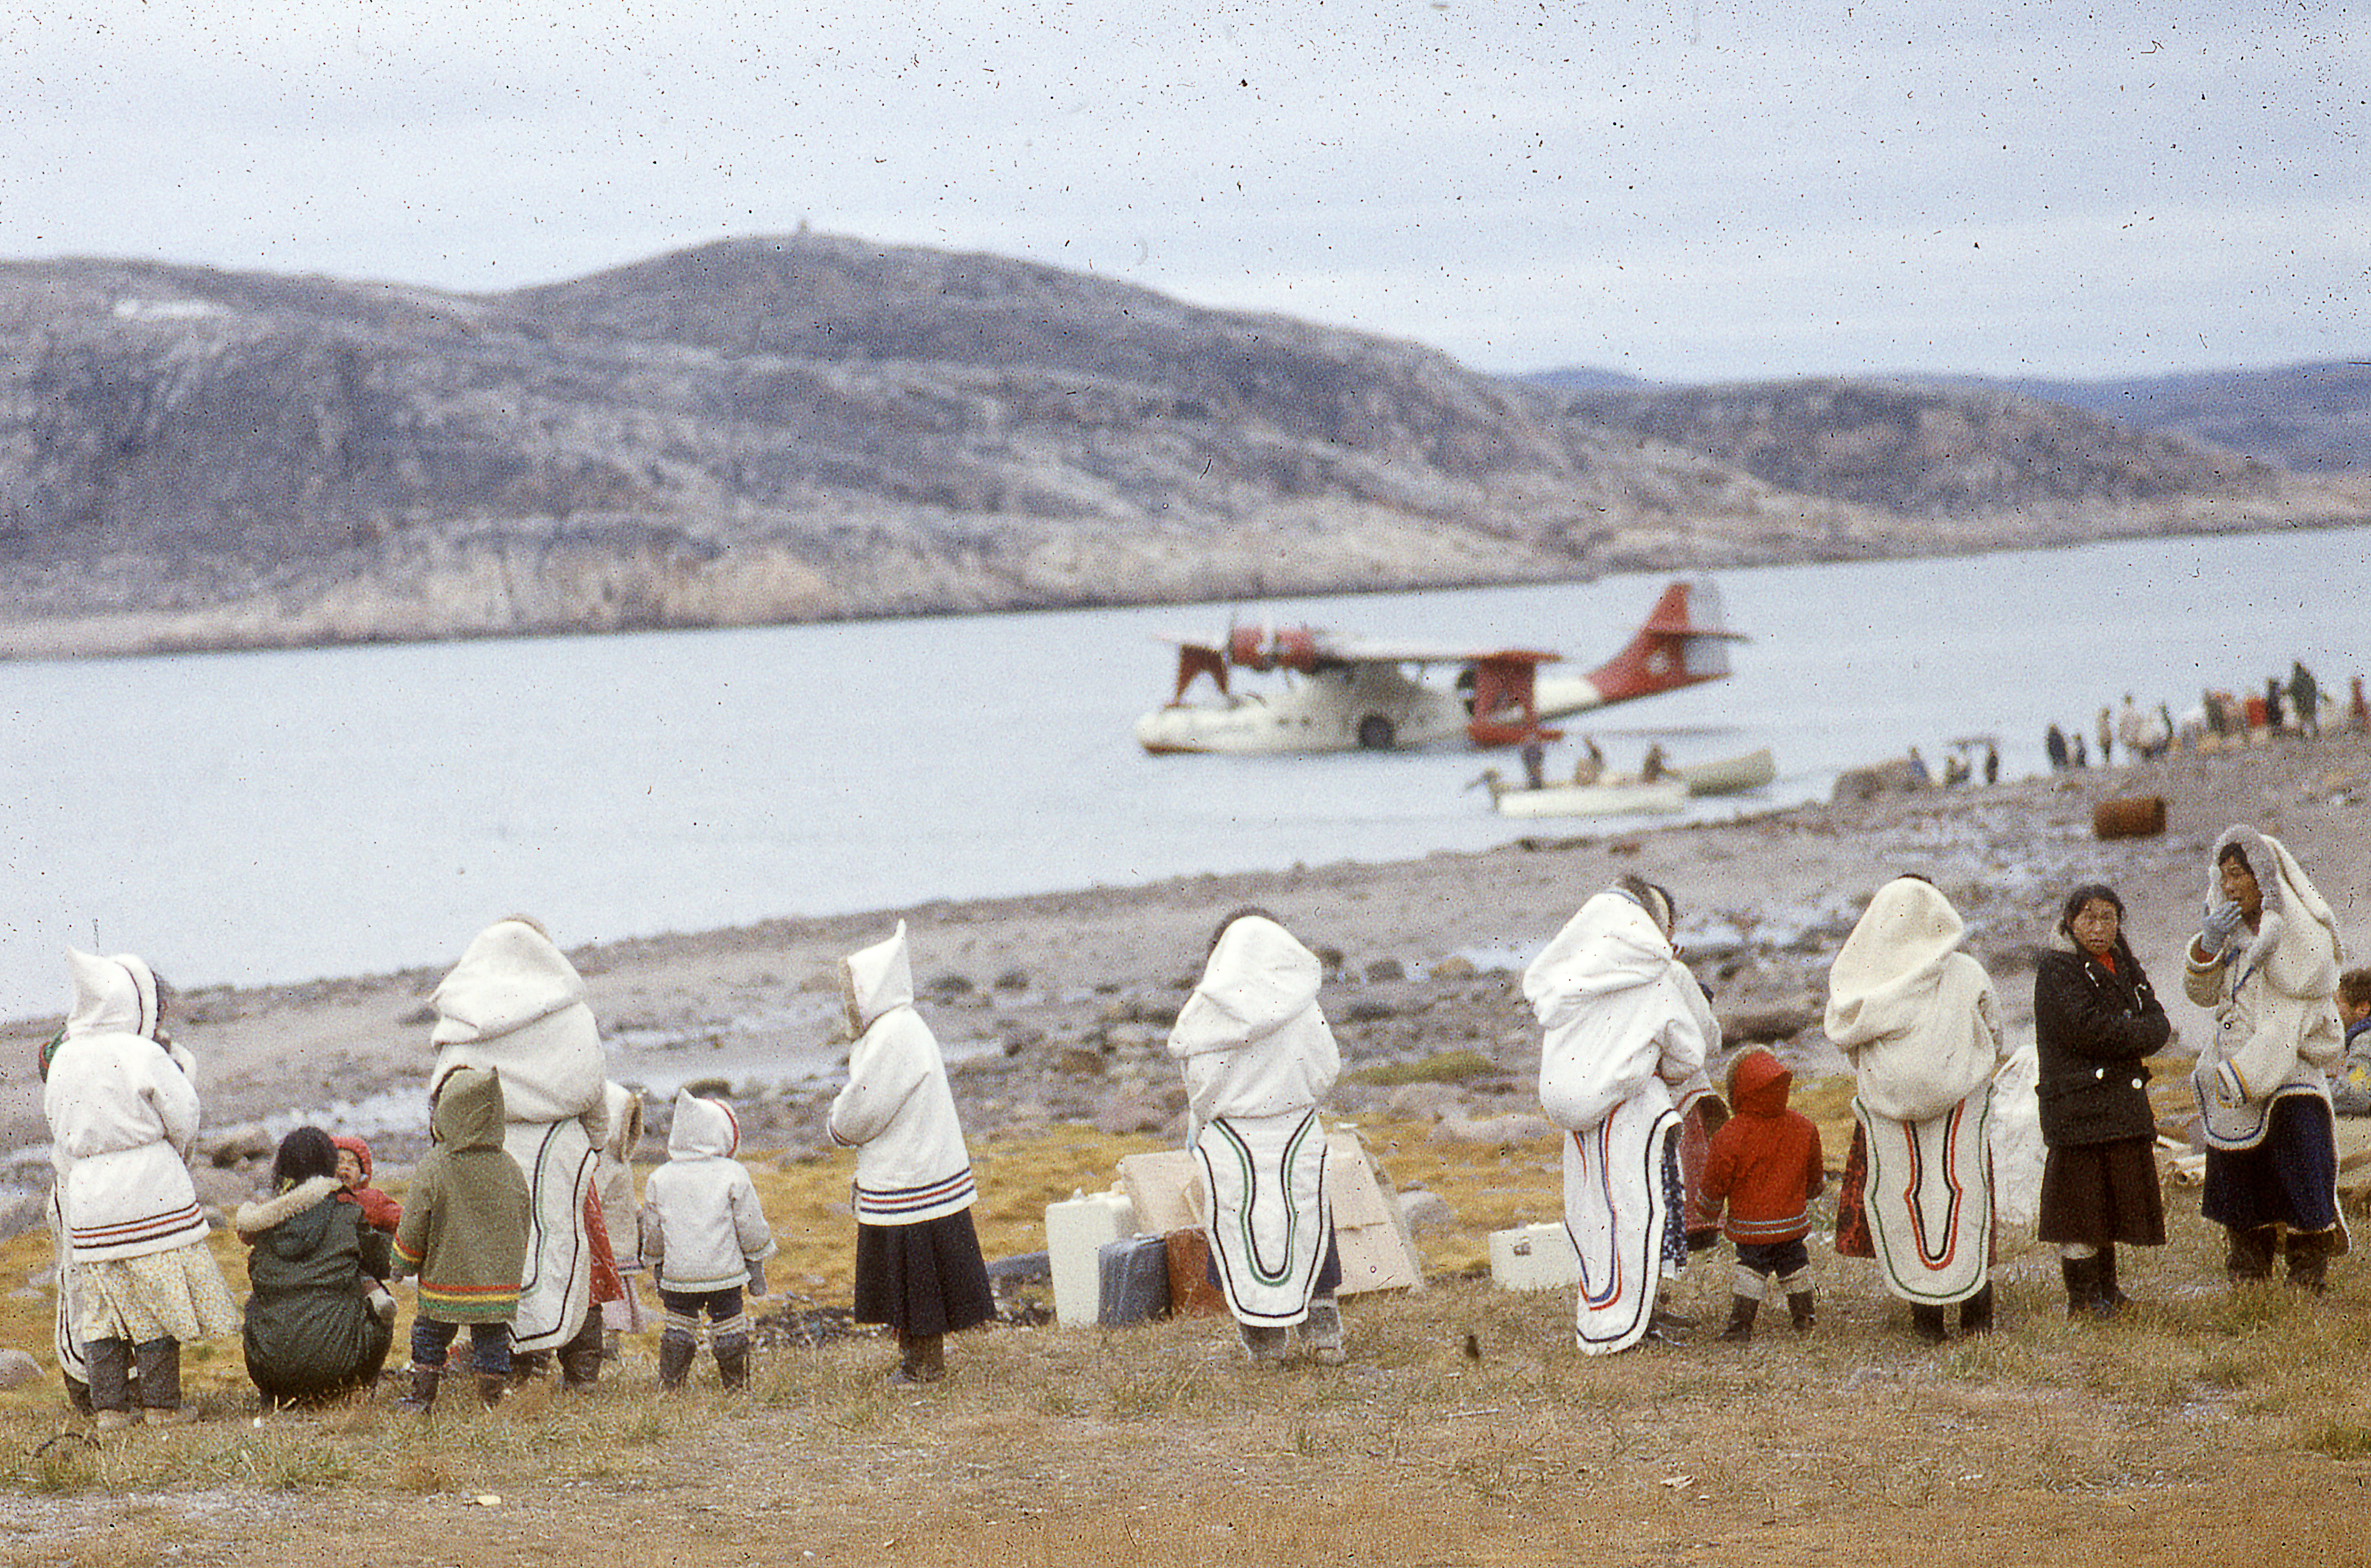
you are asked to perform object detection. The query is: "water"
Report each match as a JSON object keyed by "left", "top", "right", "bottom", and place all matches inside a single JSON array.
[{"left": 3, "top": 524, "right": 2364, "bottom": 1025}]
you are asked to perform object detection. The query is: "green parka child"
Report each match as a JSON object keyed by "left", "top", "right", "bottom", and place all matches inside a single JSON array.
[{"left": 391, "top": 1065, "right": 530, "bottom": 1409}]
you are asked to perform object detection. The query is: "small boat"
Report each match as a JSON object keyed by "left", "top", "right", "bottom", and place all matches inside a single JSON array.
[
  {"left": 1472, "top": 768, "right": 1690, "bottom": 819},
  {"left": 1675, "top": 747, "right": 1776, "bottom": 797}
]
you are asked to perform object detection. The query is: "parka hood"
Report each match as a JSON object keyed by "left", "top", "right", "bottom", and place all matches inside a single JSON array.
[
  {"left": 431, "top": 1065, "right": 508, "bottom": 1151},
  {"left": 1168, "top": 915, "right": 1324, "bottom": 1059},
  {"left": 430, "top": 919, "right": 589, "bottom": 1046},
  {"left": 1825, "top": 878, "right": 1966, "bottom": 1046},
  {"left": 1726, "top": 1048, "right": 1794, "bottom": 1117},
  {"left": 331, "top": 1134, "right": 373, "bottom": 1181},
  {"left": 667, "top": 1089, "right": 740, "bottom": 1159},
  {"left": 1524, "top": 889, "right": 1677, "bottom": 1032},
  {"left": 603, "top": 1082, "right": 645, "bottom": 1163},
  {"left": 64, "top": 949, "right": 161, "bottom": 1041},
  {"left": 842, "top": 921, "right": 915, "bottom": 1033},
  {"left": 2210, "top": 825, "right": 2342, "bottom": 1001}
]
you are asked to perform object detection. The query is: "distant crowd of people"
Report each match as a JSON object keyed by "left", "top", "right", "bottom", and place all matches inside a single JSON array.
[{"left": 2047, "top": 663, "right": 2369, "bottom": 771}]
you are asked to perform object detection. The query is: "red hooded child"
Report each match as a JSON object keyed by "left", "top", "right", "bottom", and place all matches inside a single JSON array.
[
  {"left": 332, "top": 1134, "right": 404, "bottom": 1235},
  {"left": 1699, "top": 1049, "right": 1823, "bottom": 1246}
]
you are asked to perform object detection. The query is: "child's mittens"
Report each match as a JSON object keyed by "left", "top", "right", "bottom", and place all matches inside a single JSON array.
[{"left": 744, "top": 1258, "right": 769, "bottom": 1299}]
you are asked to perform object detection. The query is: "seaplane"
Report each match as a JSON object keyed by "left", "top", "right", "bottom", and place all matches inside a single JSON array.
[{"left": 1132, "top": 578, "right": 1745, "bottom": 755}]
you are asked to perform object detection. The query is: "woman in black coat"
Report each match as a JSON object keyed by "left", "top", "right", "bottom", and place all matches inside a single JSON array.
[
  {"left": 234, "top": 1127, "right": 395, "bottom": 1409},
  {"left": 2034, "top": 883, "right": 2170, "bottom": 1317}
]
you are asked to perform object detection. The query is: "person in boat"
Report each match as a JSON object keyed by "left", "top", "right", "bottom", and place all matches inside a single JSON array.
[
  {"left": 1639, "top": 743, "right": 1670, "bottom": 782},
  {"left": 1167, "top": 908, "right": 1346, "bottom": 1366},
  {"left": 426, "top": 916, "right": 610, "bottom": 1390},
  {"left": 1524, "top": 876, "right": 1716, "bottom": 1353},
  {"left": 2185, "top": 827, "right": 2348, "bottom": 1289},
  {"left": 1825, "top": 876, "right": 2010, "bottom": 1343},
  {"left": 2034, "top": 884, "right": 2168, "bottom": 1318},
  {"left": 1572, "top": 735, "right": 1605, "bottom": 786},
  {"left": 830, "top": 921, "right": 997, "bottom": 1385}
]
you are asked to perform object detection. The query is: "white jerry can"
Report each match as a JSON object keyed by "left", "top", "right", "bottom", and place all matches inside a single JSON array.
[
  {"left": 1488, "top": 1222, "right": 1580, "bottom": 1291},
  {"left": 1044, "top": 1188, "right": 1139, "bottom": 1326}
]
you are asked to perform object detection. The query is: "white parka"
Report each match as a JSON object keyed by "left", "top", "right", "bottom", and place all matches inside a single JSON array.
[
  {"left": 1167, "top": 916, "right": 1341, "bottom": 1126},
  {"left": 1526, "top": 892, "right": 1715, "bottom": 1133},
  {"left": 43, "top": 950, "right": 211, "bottom": 1262},
  {"left": 828, "top": 923, "right": 980, "bottom": 1226},
  {"left": 640, "top": 1091, "right": 777, "bottom": 1294},
  {"left": 1824, "top": 878, "right": 2007, "bottom": 1122},
  {"left": 2185, "top": 825, "right": 2346, "bottom": 1149}
]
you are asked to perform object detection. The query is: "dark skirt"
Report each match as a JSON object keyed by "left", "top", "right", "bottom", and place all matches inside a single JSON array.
[
  {"left": 2201, "top": 1093, "right": 2343, "bottom": 1233},
  {"left": 2037, "top": 1136, "right": 2166, "bottom": 1246},
  {"left": 853, "top": 1210, "right": 995, "bottom": 1338}
]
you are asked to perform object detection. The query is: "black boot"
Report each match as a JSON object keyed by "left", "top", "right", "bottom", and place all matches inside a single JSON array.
[
  {"left": 1787, "top": 1290, "right": 1817, "bottom": 1332},
  {"left": 889, "top": 1332, "right": 945, "bottom": 1385},
  {"left": 2226, "top": 1225, "right": 2279, "bottom": 1284},
  {"left": 2286, "top": 1229, "right": 2336, "bottom": 1294},
  {"left": 86, "top": 1338, "right": 134, "bottom": 1430},
  {"left": 558, "top": 1311, "right": 604, "bottom": 1391},
  {"left": 473, "top": 1371, "right": 506, "bottom": 1408},
  {"left": 658, "top": 1333, "right": 697, "bottom": 1392},
  {"left": 1910, "top": 1304, "right": 1949, "bottom": 1345},
  {"left": 1959, "top": 1284, "right": 1995, "bottom": 1336},
  {"left": 2061, "top": 1255, "right": 2103, "bottom": 1319},
  {"left": 715, "top": 1334, "right": 750, "bottom": 1391},
  {"left": 135, "top": 1338, "right": 196, "bottom": 1424},
  {"left": 2096, "top": 1243, "right": 2129, "bottom": 1315},
  {"left": 1716, "top": 1295, "right": 1758, "bottom": 1343},
  {"left": 395, "top": 1362, "right": 441, "bottom": 1413}
]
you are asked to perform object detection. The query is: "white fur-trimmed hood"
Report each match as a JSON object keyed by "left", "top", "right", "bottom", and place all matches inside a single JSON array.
[
  {"left": 2207, "top": 825, "right": 2342, "bottom": 1000},
  {"left": 234, "top": 1174, "right": 344, "bottom": 1236}
]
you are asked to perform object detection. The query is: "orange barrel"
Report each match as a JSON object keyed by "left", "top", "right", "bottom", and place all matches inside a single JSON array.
[{"left": 2094, "top": 794, "right": 2167, "bottom": 840}]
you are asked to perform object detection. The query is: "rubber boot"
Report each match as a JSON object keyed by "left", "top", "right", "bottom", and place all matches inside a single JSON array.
[
  {"left": 1787, "top": 1290, "right": 1816, "bottom": 1332},
  {"left": 1910, "top": 1304, "right": 1949, "bottom": 1345},
  {"left": 658, "top": 1332, "right": 697, "bottom": 1392},
  {"left": 558, "top": 1311, "right": 604, "bottom": 1392},
  {"left": 1236, "top": 1322, "right": 1291, "bottom": 1368},
  {"left": 86, "top": 1338, "right": 134, "bottom": 1431},
  {"left": 2061, "top": 1255, "right": 2103, "bottom": 1319},
  {"left": 395, "top": 1362, "right": 441, "bottom": 1413},
  {"left": 136, "top": 1338, "right": 197, "bottom": 1425},
  {"left": 1717, "top": 1295, "right": 1758, "bottom": 1343},
  {"left": 2286, "top": 1229, "right": 2335, "bottom": 1294},
  {"left": 1301, "top": 1295, "right": 1346, "bottom": 1366},
  {"left": 715, "top": 1334, "right": 750, "bottom": 1392},
  {"left": 2226, "top": 1225, "right": 2279, "bottom": 1284},
  {"left": 888, "top": 1333, "right": 946, "bottom": 1385},
  {"left": 2096, "top": 1242, "right": 2130, "bottom": 1313},
  {"left": 1959, "top": 1283, "right": 1995, "bottom": 1336}
]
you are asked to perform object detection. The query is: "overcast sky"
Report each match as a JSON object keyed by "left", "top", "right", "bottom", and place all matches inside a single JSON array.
[{"left": 3, "top": 1, "right": 2362, "bottom": 383}]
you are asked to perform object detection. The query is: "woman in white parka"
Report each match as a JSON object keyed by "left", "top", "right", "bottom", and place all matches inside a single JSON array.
[
  {"left": 1168, "top": 908, "right": 1346, "bottom": 1366},
  {"left": 426, "top": 917, "right": 610, "bottom": 1388},
  {"left": 1524, "top": 877, "right": 1717, "bottom": 1355},
  {"left": 1825, "top": 876, "right": 2011, "bottom": 1342},
  {"left": 2186, "top": 825, "right": 2349, "bottom": 1289},
  {"left": 44, "top": 950, "right": 239, "bottom": 1428}
]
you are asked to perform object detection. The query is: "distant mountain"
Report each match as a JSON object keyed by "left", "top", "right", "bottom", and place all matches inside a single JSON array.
[
  {"left": 1941, "top": 362, "right": 2371, "bottom": 474},
  {"left": 1522, "top": 366, "right": 1649, "bottom": 393},
  {"left": 3, "top": 236, "right": 2364, "bottom": 657}
]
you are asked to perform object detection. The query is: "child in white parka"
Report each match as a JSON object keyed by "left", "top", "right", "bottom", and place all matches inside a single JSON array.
[{"left": 640, "top": 1091, "right": 778, "bottom": 1391}]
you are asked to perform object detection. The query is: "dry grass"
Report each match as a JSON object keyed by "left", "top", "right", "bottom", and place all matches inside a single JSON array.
[{"left": 4, "top": 1110, "right": 2369, "bottom": 1563}]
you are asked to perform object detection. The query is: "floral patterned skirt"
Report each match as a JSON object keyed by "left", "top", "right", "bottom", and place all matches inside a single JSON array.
[{"left": 78, "top": 1241, "right": 240, "bottom": 1345}]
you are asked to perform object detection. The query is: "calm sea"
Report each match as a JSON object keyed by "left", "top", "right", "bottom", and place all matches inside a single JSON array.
[{"left": 4, "top": 524, "right": 2364, "bottom": 1024}]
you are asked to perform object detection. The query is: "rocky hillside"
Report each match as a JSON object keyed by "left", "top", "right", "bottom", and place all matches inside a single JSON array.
[
  {"left": 2, "top": 235, "right": 2364, "bottom": 656},
  {"left": 1956, "top": 362, "right": 2371, "bottom": 475}
]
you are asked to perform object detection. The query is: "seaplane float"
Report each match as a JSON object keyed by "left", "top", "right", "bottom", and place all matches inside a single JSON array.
[{"left": 1132, "top": 578, "right": 1745, "bottom": 755}]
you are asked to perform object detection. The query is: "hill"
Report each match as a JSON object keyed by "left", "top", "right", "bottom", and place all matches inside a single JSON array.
[{"left": 3, "top": 235, "right": 2364, "bottom": 656}]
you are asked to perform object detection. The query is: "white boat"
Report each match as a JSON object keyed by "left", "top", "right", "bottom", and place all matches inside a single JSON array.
[
  {"left": 1472, "top": 769, "right": 1690, "bottom": 819},
  {"left": 1676, "top": 747, "right": 1776, "bottom": 797}
]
